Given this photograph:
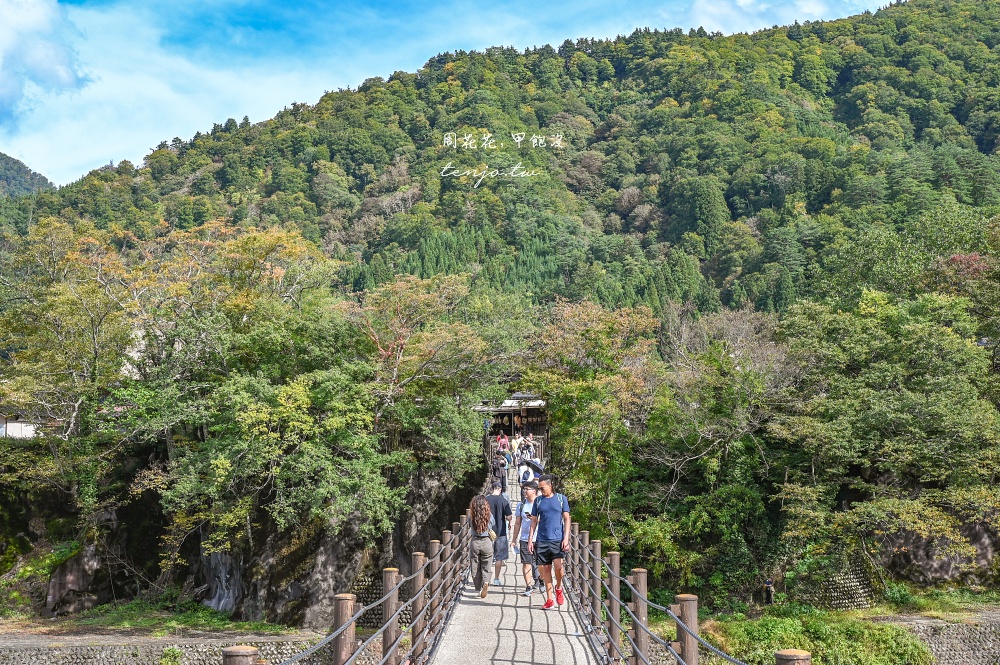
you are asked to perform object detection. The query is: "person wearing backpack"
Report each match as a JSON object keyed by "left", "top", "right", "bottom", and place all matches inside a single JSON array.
[
  {"left": 516, "top": 462, "right": 533, "bottom": 502},
  {"left": 511, "top": 481, "right": 543, "bottom": 596},
  {"left": 528, "top": 473, "right": 571, "bottom": 610},
  {"left": 491, "top": 451, "right": 508, "bottom": 494}
]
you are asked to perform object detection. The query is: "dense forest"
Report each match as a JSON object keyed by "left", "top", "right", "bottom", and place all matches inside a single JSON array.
[
  {"left": 0, "top": 152, "right": 52, "bottom": 198},
  {"left": 1, "top": 0, "right": 999, "bottom": 631}
]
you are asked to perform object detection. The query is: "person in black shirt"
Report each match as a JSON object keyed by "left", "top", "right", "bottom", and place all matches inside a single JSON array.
[
  {"left": 491, "top": 451, "right": 508, "bottom": 494},
  {"left": 485, "top": 481, "right": 512, "bottom": 587}
]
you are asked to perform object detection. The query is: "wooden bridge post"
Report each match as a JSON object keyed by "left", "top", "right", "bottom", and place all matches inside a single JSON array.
[
  {"left": 441, "top": 529, "right": 453, "bottom": 609},
  {"left": 410, "top": 552, "right": 427, "bottom": 663},
  {"left": 427, "top": 540, "right": 442, "bottom": 636},
  {"left": 570, "top": 523, "right": 580, "bottom": 581},
  {"left": 382, "top": 568, "right": 401, "bottom": 665},
  {"left": 464, "top": 509, "right": 473, "bottom": 588},
  {"left": 590, "top": 539, "right": 603, "bottom": 631},
  {"left": 332, "top": 593, "right": 357, "bottom": 665},
  {"left": 451, "top": 520, "right": 462, "bottom": 589},
  {"left": 606, "top": 551, "right": 621, "bottom": 662},
  {"left": 631, "top": 569, "right": 649, "bottom": 665},
  {"left": 775, "top": 650, "right": 811, "bottom": 664},
  {"left": 580, "top": 531, "right": 591, "bottom": 627},
  {"left": 222, "top": 646, "right": 258, "bottom": 665},
  {"left": 677, "top": 594, "right": 699, "bottom": 665}
]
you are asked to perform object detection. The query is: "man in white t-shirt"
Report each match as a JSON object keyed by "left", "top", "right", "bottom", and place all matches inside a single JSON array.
[{"left": 511, "top": 481, "right": 542, "bottom": 596}]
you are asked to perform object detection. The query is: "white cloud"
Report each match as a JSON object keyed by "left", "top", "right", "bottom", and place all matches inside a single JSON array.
[
  {"left": 0, "top": 0, "right": 87, "bottom": 123},
  {"left": 684, "top": 0, "right": 879, "bottom": 35},
  {"left": 0, "top": 3, "right": 348, "bottom": 184}
]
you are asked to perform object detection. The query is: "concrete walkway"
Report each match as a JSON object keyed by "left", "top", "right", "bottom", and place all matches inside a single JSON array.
[
  {"left": 431, "top": 561, "right": 597, "bottom": 665},
  {"left": 431, "top": 469, "right": 597, "bottom": 665}
]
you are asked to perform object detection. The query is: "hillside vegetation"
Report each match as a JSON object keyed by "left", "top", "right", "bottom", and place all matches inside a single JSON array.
[
  {"left": 0, "top": 0, "right": 998, "bottom": 625},
  {"left": 0, "top": 153, "right": 52, "bottom": 198}
]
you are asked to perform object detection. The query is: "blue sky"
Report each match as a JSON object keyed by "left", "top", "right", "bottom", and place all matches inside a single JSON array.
[{"left": 0, "top": 0, "right": 883, "bottom": 185}]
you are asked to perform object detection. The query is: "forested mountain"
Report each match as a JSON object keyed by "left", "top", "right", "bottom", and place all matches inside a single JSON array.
[
  {"left": 0, "top": 152, "right": 52, "bottom": 197},
  {"left": 1, "top": 0, "right": 999, "bottom": 636}
]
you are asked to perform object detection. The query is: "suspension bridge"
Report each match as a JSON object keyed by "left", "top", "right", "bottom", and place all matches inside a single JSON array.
[{"left": 220, "top": 451, "right": 812, "bottom": 665}]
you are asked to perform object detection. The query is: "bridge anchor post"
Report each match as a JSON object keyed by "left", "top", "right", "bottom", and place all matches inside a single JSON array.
[
  {"left": 427, "top": 540, "right": 442, "bottom": 640},
  {"left": 382, "top": 568, "right": 401, "bottom": 665},
  {"left": 776, "top": 649, "right": 811, "bottom": 664},
  {"left": 411, "top": 552, "right": 427, "bottom": 663},
  {"left": 630, "top": 568, "right": 648, "bottom": 665},
  {"left": 333, "top": 593, "right": 357, "bottom": 665},
  {"left": 605, "top": 551, "right": 621, "bottom": 662},
  {"left": 590, "top": 540, "right": 602, "bottom": 632},
  {"left": 222, "top": 646, "right": 259, "bottom": 665},
  {"left": 677, "top": 593, "right": 699, "bottom": 665},
  {"left": 580, "top": 530, "right": 591, "bottom": 627}
]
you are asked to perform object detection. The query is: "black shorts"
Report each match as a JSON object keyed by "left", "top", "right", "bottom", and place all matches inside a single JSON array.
[
  {"left": 519, "top": 540, "right": 534, "bottom": 565},
  {"left": 535, "top": 540, "right": 565, "bottom": 566}
]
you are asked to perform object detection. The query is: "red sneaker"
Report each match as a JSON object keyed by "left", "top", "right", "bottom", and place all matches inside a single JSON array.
[
  {"left": 555, "top": 588, "right": 565, "bottom": 606},
  {"left": 542, "top": 598, "right": 555, "bottom": 610}
]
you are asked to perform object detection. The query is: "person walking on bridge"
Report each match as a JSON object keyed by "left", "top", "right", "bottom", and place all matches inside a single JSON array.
[
  {"left": 528, "top": 473, "right": 571, "bottom": 610},
  {"left": 512, "top": 480, "right": 542, "bottom": 596},
  {"left": 491, "top": 451, "right": 508, "bottom": 495},
  {"left": 486, "top": 481, "right": 513, "bottom": 588},
  {"left": 469, "top": 494, "right": 495, "bottom": 599}
]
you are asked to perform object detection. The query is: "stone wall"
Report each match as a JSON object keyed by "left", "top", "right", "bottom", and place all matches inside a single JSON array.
[
  {"left": 902, "top": 616, "right": 1000, "bottom": 665},
  {"left": 0, "top": 640, "right": 334, "bottom": 665}
]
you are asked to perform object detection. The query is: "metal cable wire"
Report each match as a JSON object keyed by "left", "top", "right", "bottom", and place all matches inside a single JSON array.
[
  {"left": 571, "top": 566, "right": 668, "bottom": 665},
  {"left": 272, "top": 608, "right": 364, "bottom": 665},
  {"left": 275, "top": 471, "right": 523, "bottom": 665},
  {"left": 275, "top": 510, "right": 472, "bottom": 665},
  {"left": 345, "top": 561, "right": 463, "bottom": 665},
  {"left": 275, "top": 575, "right": 418, "bottom": 665},
  {"left": 565, "top": 582, "right": 635, "bottom": 665},
  {"left": 616, "top": 577, "right": 749, "bottom": 665},
  {"left": 379, "top": 563, "right": 470, "bottom": 665},
  {"left": 598, "top": 592, "right": 639, "bottom": 662},
  {"left": 598, "top": 556, "right": 628, "bottom": 581},
  {"left": 569, "top": 536, "right": 748, "bottom": 665},
  {"left": 570, "top": 545, "right": 701, "bottom": 665},
  {"left": 596, "top": 578, "right": 687, "bottom": 665}
]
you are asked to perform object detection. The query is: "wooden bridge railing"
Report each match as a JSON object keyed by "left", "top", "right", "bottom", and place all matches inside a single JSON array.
[
  {"left": 564, "top": 525, "right": 811, "bottom": 665},
  {"left": 223, "top": 510, "right": 474, "bottom": 665}
]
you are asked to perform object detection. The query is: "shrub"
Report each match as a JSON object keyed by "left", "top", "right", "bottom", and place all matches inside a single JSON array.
[{"left": 159, "top": 646, "right": 184, "bottom": 665}]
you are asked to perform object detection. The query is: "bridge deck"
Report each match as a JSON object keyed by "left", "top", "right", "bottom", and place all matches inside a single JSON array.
[
  {"left": 431, "top": 463, "right": 597, "bottom": 665},
  {"left": 430, "top": 553, "right": 597, "bottom": 665}
]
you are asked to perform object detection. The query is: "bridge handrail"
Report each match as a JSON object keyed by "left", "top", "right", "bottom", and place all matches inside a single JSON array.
[
  {"left": 343, "top": 530, "right": 468, "bottom": 665},
  {"left": 570, "top": 562, "right": 657, "bottom": 665},
  {"left": 267, "top": 489, "right": 476, "bottom": 665},
  {"left": 565, "top": 527, "right": 757, "bottom": 665},
  {"left": 613, "top": 566, "right": 750, "bottom": 665},
  {"left": 585, "top": 547, "right": 749, "bottom": 665},
  {"left": 568, "top": 532, "right": 687, "bottom": 665}
]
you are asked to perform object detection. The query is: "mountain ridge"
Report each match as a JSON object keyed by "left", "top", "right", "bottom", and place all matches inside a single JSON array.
[{"left": 0, "top": 152, "right": 54, "bottom": 197}]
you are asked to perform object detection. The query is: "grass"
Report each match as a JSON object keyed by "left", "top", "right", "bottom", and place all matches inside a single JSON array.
[
  {"left": 700, "top": 605, "right": 935, "bottom": 665},
  {"left": 640, "top": 582, "right": 1000, "bottom": 665},
  {"left": 876, "top": 582, "right": 1000, "bottom": 620},
  {"left": 67, "top": 596, "right": 293, "bottom": 636}
]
